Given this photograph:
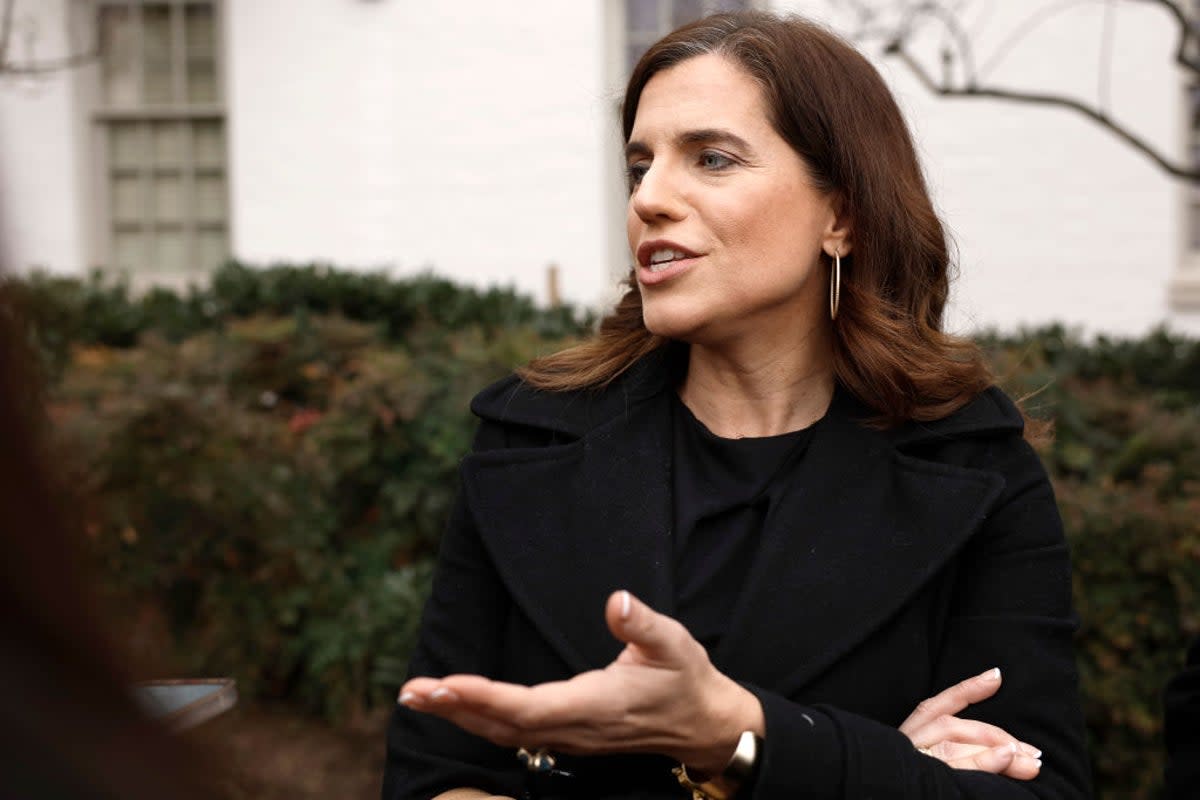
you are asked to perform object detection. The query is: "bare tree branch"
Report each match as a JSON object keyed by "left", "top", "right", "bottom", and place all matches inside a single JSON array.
[
  {"left": 0, "top": 0, "right": 15, "bottom": 68},
  {"left": 1129, "top": 0, "right": 1200, "bottom": 74},
  {"left": 0, "top": 0, "right": 98, "bottom": 78},
  {"left": 848, "top": 0, "right": 1200, "bottom": 181},
  {"left": 889, "top": 41, "right": 1200, "bottom": 180},
  {"left": 978, "top": 0, "right": 1103, "bottom": 79},
  {"left": 889, "top": 1, "right": 980, "bottom": 86},
  {"left": 1099, "top": 0, "right": 1116, "bottom": 116},
  {"left": 3, "top": 49, "right": 96, "bottom": 75}
]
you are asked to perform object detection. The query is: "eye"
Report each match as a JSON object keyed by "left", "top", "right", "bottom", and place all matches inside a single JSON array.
[
  {"left": 699, "top": 150, "right": 735, "bottom": 171},
  {"left": 626, "top": 162, "right": 649, "bottom": 191}
]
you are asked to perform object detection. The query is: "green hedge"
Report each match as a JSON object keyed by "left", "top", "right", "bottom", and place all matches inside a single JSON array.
[
  {"left": 979, "top": 329, "right": 1200, "bottom": 797},
  {"left": 5, "top": 267, "right": 1197, "bottom": 798}
]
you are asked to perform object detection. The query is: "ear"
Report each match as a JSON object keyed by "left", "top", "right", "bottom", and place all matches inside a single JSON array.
[{"left": 822, "top": 193, "right": 853, "bottom": 258}]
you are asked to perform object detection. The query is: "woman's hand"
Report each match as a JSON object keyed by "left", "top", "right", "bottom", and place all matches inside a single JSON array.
[
  {"left": 430, "top": 790, "right": 514, "bottom": 800},
  {"left": 900, "top": 668, "right": 1042, "bottom": 779},
  {"left": 399, "top": 590, "right": 764, "bottom": 774}
]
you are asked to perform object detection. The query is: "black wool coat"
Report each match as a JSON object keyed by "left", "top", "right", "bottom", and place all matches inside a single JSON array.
[{"left": 383, "top": 349, "right": 1094, "bottom": 800}]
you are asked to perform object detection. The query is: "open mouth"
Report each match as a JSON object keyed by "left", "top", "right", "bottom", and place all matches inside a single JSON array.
[{"left": 646, "top": 248, "right": 692, "bottom": 273}]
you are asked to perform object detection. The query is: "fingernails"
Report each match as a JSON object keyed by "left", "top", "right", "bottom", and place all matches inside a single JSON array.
[
  {"left": 982, "top": 667, "right": 1002, "bottom": 681},
  {"left": 397, "top": 691, "right": 417, "bottom": 706},
  {"left": 620, "top": 590, "right": 632, "bottom": 619},
  {"left": 429, "top": 687, "right": 459, "bottom": 702},
  {"left": 1020, "top": 743, "right": 1042, "bottom": 759}
]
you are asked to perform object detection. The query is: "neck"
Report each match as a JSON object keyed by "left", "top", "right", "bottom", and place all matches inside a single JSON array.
[{"left": 678, "top": 323, "right": 835, "bottom": 439}]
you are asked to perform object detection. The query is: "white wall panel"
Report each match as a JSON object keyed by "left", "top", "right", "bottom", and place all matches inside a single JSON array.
[
  {"left": 227, "top": 0, "right": 614, "bottom": 307},
  {"left": 2, "top": 0, "right": 1198, "bottom": 334},
  {"left": 0, "top": 0, "right": 88, "bottom": 275}
]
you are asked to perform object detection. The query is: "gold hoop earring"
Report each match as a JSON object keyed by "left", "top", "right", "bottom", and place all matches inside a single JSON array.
[{"left": 830, "top": 248, "right": 842, "bottom": 320}]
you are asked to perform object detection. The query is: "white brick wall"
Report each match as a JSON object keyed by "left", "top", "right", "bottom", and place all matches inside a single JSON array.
[
  {"left": 786, "top": 0, "right": 1199, "bottom": 336},
  {"left": 2, "top": 0, "right": 1199, "bottom": 335},
  {"left": 0, "top": 0, "right": 89, "bottom": 275},
  {"left": 227, "top": 0, "right": 614, "bottom": 308}
]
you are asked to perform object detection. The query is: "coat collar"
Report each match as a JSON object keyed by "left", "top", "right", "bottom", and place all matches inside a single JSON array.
[
  {"left": 463, "top": 347, "right": 1021, "bottom": 690},
  {"left": 470, "top": 345, "right": 1024, "bottom": 449}
]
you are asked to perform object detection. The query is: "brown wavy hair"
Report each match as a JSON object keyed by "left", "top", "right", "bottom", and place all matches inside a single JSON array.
[{"left": 519, "top": 11, "right": 991, "bottom": 426}]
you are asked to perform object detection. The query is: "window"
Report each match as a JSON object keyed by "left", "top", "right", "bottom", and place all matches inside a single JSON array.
[
  {"left": 95, "top": 1, "right": 227, "bottom": 276},
  {"left": 623, "top": 0, "right": 753, "bottom": 74}
]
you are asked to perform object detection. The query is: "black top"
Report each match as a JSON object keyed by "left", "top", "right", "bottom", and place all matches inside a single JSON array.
[
  {"left": 385, "top": 350, "right": 1093, "bottom": 800},
  {"left": 670, "top": 394, "right": 817, "bottom": 653}
]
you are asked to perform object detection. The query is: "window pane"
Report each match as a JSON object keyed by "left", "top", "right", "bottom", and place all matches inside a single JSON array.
[
  {"left": 186, "top": 4, "right": 218, "bottom": 103},
  {"left": 188, "top": 62, "right": 217, "bottom": 103},
  {"left": 113, "top": 175, "right": 144, "bottom": 224},
  {"left": 196, "top": 227, "right": 227, "bottom": 272},
  {"left": 143, "top": 4, "right": 175, "bottom": 104},
  {"left": 626, "top": 0, "right": 660, "bottom": 33},
  {"left": 154, "top": 174, "right": 184, "bottom": 222},
  {"left": 671, "top": 0, "right": 705, "bottom": 28},
  {"left": 195, "top": 174, "right": 226, "bottom": 222},
  {"left": 154, "top": 227, "right": 188, "bottom": 272},
  {"left": 193, "top": 121, "right": 225, "bottom": 168},
  {"left": 110, "top": 123, "right": 147, "bottom": 169},
  {"left": 100, "top": 6, "right": 137, "bottom": 106},
  {"left": 153, "top": 122, "right": 184, "bottom": 167},
  {"left": 185, "top": 4, "right": 215, "bottom": 58},
  {"left": 113, "top": 229, "right": 148, "bottom": 271}
]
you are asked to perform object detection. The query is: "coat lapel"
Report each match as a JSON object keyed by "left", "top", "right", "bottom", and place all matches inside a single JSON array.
[
  {"left": 463, "top": 356, "right": 1017, "bottom": 693},
  {"left": 461, "top": 390, "right": 675, "bottom": 675},
  {"left": 713, "top": 392, "right": 1006, "bottom": 694}
]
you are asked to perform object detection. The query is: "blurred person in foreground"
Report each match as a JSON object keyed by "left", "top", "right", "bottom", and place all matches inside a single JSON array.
[
  {"left": 0, "top": 290, "right": 211, "bottom": 797},
  {"left": 384, "top": 11, "right": 1092, "bottom": 800},
  {"left": 1164, "top": 636, "right": 1200, "bottom": 798}
]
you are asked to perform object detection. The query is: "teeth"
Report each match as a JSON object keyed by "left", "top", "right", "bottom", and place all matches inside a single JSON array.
[{"left": 648, "top": 248, "right": 687, "bottom": 265}]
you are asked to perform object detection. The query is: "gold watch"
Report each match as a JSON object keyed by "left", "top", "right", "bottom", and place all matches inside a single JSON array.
[{"left": 672, "top": 730, "right": 762, "bottom": 800}]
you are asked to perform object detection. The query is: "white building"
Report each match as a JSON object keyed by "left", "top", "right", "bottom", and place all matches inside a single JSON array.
[{"left": 2, "top": 0, "right": 1199, "bottom": 336}]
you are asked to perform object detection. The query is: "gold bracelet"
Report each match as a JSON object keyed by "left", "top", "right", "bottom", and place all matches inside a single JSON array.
[{"left": 672, "top": 730, "right": 762, "bottom": 800}]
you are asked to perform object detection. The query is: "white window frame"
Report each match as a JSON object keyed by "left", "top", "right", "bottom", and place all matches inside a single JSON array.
[
  {"left": 1172, "top": 0, "right": 1200, "bottom": 310},
  {"left": 88, "top": 0, "right": 229, "bottom": 285}
]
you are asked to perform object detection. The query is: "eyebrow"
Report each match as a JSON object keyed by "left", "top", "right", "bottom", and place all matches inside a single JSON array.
[{"left": 624, "top": 128, "right": 756, "bottom": 162}]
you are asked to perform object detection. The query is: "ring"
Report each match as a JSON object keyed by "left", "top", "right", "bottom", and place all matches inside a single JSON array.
[{"left": 517, "top": 747, "right": 557, "bottom": 772}]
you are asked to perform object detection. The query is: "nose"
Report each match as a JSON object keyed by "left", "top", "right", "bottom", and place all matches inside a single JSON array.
[{"left": 629, "top": 161, "right": 686, "bottom": 223}]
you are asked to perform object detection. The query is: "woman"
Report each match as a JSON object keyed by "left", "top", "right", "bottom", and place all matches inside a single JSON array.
[
  {"left": 384, "top": 11, "right": 1092, "bottom": 799},
  {"left": 0, "top": 289, "right": 213, "bottom": 797}
]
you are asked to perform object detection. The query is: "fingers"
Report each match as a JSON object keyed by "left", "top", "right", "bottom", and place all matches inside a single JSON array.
[
  {"left": 942, "top": 741, "right": 1042, "bottom": 779},
  {"left": 899, "top": 667, "right": 1003, "bottom": 735},
  {"left": 911, "top": 715, "right": 1021, "bottom": 751},
  {"left": 399, "top": 668, "right": 626, "bottom": 734},
  {"left": 922, "top": 737, "right": 1042, "bottom": 764},
  {"left": 605, "top": 589, "right": 697, "bottom": 666}
]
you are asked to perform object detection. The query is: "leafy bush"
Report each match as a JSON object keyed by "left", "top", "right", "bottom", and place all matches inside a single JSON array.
[
  {"left": 982, "top": 329, "right": 1200, "bottom": 798},
  {"left": 7, "top": 262, "right": 592, "bottom": 376},
  {"left": 7, "top": 265, "right": 591, "bottom": 719},
  {"left": 5, "top": 268, "right": 1197, "bottom": 797}
]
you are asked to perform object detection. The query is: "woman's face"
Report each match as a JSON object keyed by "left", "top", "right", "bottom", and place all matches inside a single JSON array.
[{"left": 625, "top": 53, "right": 847, "bottom": 347}]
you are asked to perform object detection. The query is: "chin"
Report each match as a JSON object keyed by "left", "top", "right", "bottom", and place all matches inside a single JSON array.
[{"left": 641, "top": 301, "right": 708, "bottom": 342}]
